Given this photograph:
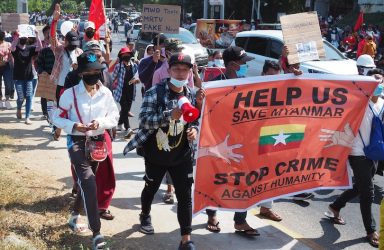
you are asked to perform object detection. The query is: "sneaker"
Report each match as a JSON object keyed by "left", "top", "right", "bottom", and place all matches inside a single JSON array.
[
  {"left": 163, "top": 192, "right": 175, "bottom": 204},
  {"left": 124, "top": 128, "right": 134, "bottom": 139},
  {"left": 139, "top": 213, "right": 154, "bottom": 234},
  {"left": 5, "top": 100, "right": 12, "bottom": 110},
  {"left": 117, "top": 124, "right": 123, "bottom": 131},
  {"left": 178, "top": 241, "right": 196, "bottom": 250},
  {"left": 25, "top": 118, "right": 32, "bottom": 125},
  {"left": 292, "top": 193, "right": 314, "bottom": 201}
]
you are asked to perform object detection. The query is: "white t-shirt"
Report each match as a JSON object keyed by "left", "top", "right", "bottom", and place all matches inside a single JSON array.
[
  {"left": 58, "top": 49, "right": 78, "bottom": 86},
  {"left": 351, "top": 98, "right": 384, "bottom": 156}
]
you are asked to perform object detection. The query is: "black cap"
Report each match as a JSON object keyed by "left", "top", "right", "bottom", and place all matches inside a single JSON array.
[
  {"left": 65, "top": 31, "right": 80, "bottom": 46},
  {"left": 77, "top": 51, "right": 104, "bottom": 73},
  {"left": 169, "top": 53, "right": 193, "bottom": 68},
  {"left": 222, "top": 46, "right": 254, "bottom": 66},
  {"left": 152, "top": 34, "right": 167, "bottom": 46}
]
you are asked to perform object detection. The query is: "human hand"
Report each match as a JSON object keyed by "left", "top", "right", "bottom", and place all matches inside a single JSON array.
[
  {"left": 88, "top": 120, "right": 99, "bottom": 130},
  {"left": 282, "top": 45, "right": 289, "bottom": 57},
  {"left": 187, "top": 127, "right": 198, "bottom": 141},
  {"left": 208, "top": 134, "right": 244, "bottom": 164},
  {"left": 171, "top": 107, "right": 182, "bottom": 120},
  {"left": 196, "top": 88, "right": 206, "bottom": 106},
  {"left": 53, "top": 4, "right": 61, "bottom": 21},
  {"left": 193, "top": 63, "right": 199, "bottom": 74},
  {"left": 74, "top": 123, "right": 90, "bottom": 133},
  {"left": 129, "top": 79, "right": 140, "bottom": 85},
  {"left": 319, "top": 123, "right": 354, "bottom": 148},
  {"left": 153, "top": 50, "right": 160, "bottom": 63}
]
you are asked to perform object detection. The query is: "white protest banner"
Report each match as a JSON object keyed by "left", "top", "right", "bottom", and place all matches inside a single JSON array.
[
  {"left": 1, "top": 13, "right": 29, "bottom": 32},
  {"left": 18, "top": 24, "right": 36, "bottom": 38},
  {"left": 280, "top": 12, "right": 325, "bottom": 65},
  {"left": 142, "top": 4, "right": 181, "bottom": 34}
]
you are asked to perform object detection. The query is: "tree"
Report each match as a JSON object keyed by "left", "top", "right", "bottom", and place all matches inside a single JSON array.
[{"left": 0, "top": 0, "right": 17, "bottom": 13}]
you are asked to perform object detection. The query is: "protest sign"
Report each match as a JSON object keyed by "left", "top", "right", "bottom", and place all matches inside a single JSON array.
[
  {"left": 193, "top": 74, "right": 378, "bottom": 215},
  {"left": 35, "top": 73, "right": 56, "bottom": 100},
  {"left": 18, "top": 24, "right": 36, "bottom": 38},
  {"left": 142, "top": 4, "right": 181, "bottom": 34},
  {"left": 196, "top": 19, "right": 243, "bottom": 49},
  {"left": 1, "top": 13, "right": 29, "bottom": 32},
  {"left": 280, "top": 12, "right": 325, "bottom": 64}
]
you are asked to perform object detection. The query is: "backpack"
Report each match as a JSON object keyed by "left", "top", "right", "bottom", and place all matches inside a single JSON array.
[
  {"left": 359, "top": 104, "right": 384, "bottom": 160},
  {"left": 136, "top": 82, "right": 167, "bottom": 157}
]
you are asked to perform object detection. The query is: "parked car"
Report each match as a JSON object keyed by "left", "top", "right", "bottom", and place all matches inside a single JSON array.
[
  {"left": 231, "top": 30, "right": 358, "bottom": 76},
  {"left": 129, "top": 23, "right": 142, "bottom": 40},
  {"left": 135, "top": 27, "right": 209, "bottom": 66}
]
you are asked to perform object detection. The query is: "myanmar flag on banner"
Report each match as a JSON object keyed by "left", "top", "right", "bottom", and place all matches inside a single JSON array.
[{"left": 258, "top": 124, "right": 306, "bottom": 154}]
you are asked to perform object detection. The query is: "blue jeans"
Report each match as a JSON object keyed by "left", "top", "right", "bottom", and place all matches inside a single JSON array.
[
  {"left": 0, "top": 63, "right": 14, "bottom": 98},
  {"left": 15, "top": 80, "right": 33, "bottom": 119}
]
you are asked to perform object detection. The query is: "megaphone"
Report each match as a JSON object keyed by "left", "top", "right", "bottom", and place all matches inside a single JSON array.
[
  {"left": 178, "top": 96, "right": 199, "bottom": 123},
  {"left": 60, "top": 21, "right": 74, "bottom": 37}
]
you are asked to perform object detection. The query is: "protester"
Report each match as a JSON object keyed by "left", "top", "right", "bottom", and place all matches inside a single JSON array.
[
  {"left": 357, "top": 34, "right": 366, "bottom": 59},
  {"left": 0, "top": 30, "right": 13, "bottom": 109},
  {"left": 82, "top": 21, "right": 110, "bottom": 63},
  {"left": 143, "top": 45, "right": 154, "bottom": 59},
  {"left": 324, "top": 76, "right": 383, "bottom": 248},
  {"left": 112, "top": 47, "right": 139, "bottom": 139},
  {"left": 11, "top": 28, "right": 41, "bottom": 124},
  {"left": 124, "top": 19, "right": 132, "bottom": 38},
  {"left": 362, "top": 35, "right": 377, "bottom": 59},
  {"left": 124, "top": 53, "right": 199, "bottom": 250},
  {"left": 356, "top": 54, "right": 376, "bottom": 76},
  {"left": 138, "top": 34, "right": 166, "bottom": 91},
  {"left": 50, "top": 4, "right": 83, "bottom": 140},
  {"left": 37, "top": 25, "right": 55, "bottom": 120},
  {"left": 52, "top": 51, "right": 119, "bottom": 249},
  {"left": 209, "top": 51, "right": 224, "bottom": 67},
  {"left": 205, "top": 46, "right": 260, "bottom": 236}
]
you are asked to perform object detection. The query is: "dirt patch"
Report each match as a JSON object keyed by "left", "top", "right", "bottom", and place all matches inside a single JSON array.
[{"left": 0, "top": 135, "right": 88, "bottom": 249}]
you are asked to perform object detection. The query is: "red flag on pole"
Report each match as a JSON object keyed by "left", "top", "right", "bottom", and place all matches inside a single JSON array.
[
  {"left": 354, "top": 11, "right": 364, "bottom": 32},
  {"left": 89, "top": 0, "right": 106, "bottom": 39}
]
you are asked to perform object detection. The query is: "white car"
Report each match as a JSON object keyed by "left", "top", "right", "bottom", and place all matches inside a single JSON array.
[
  {"left": 129, "top": 23, "right": 142, "bottom": 40},
  {"left": 231, "top": 30, "right": 358, "bottom": 76}
]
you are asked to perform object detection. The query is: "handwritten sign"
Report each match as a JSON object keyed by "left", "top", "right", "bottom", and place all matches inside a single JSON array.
[
  {"left": 35, "top": 73, "right": 56, "bottom": 100},
  {"left": 1, "top": 13, "right": 29, "bottom": 32},
  {"left": 18, "top": 24, "right": 36, "bottom": 38},
  {"left": 280, "top": 12, "right": 325, "bottom": 64},
  {"left": 142, "top": 4, "right": 181, "bottom": 34}
]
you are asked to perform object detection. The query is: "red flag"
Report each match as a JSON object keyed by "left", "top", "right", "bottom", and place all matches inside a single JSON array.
[
  {"left": 354, "top": 11, "right": 364, "bottom": 32},
  {"left": 89, "top": 0, "right": 106, "bottom": 39}
]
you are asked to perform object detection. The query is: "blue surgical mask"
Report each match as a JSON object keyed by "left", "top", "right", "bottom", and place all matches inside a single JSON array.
[
  {"left": 170, "top": 77, "right": 188, "bottom": 88},
  {"left": 236, "top": 64, "right": 248, "bottom": 78},
  {"left": 214, "top": 59, "right": 224, "bottom": 67},
  {"left": 373, "top": 84, "right": 383, "bottom": 96}
]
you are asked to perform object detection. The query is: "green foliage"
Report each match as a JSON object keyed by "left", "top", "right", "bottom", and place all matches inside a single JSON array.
[{"left": 0, "top": 0, "right": 17, "bottom": 13}]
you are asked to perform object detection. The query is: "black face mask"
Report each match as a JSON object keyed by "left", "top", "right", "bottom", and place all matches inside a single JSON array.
[
  {"left": 83, "top": 74, "right": 100, "bottom": 85},
  {"left": 122, "top": 56, "right": 131, "bottom": 62},
  {"left": 19, "top": 38, "right": 27, "bottom": 45},
  {"left": 67, "top": 44, "right": 77, "bottom": 51},
  {"left": 85, "top": 30, "right": 95, "bottom": 39}
]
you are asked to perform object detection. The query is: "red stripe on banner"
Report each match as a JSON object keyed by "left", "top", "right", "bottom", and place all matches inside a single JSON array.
[{"left": 258, "top": 141, "right": 302, "bottom": 155}]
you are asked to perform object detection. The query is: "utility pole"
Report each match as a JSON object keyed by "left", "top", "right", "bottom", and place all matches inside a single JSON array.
[{"left": 204, "top": 0, "right": 208, "bottom": 18}]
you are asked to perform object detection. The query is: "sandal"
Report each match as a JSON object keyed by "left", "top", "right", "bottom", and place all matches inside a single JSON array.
[
  {"left": 163, "top": 192, "right": 175, "bottom": 204},
  {"left": 259, "top": 210, "right": 282, "bottom": 222},
  {"left": 52, "top": 129, "right": 60, "bottom": 141},
  {"left": 324, "top": 206, "right": 346, "bottom": 225},
  {"left": 99, "top": 210, "right": 114, "bottom": 220},
  {"left": 68, "top": 214, "right": 89, "bottom": 234},
  {"left": 366, "top": 232, "right": 379, "bottom": 248},
  {"left": 92, "top": 234, "right": 109, "bottom": 250},
  {"left": 235, "top": 228, "right": 260, "bottom": 237},
  {"left": 206, "top": 220, "right": 221, "bottom": 233}
]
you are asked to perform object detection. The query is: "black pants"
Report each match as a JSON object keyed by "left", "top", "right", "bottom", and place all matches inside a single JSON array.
[
  {"left": 206, "top": 209, "right": 247, "bottom": 224},
  {"left": 118, "top": 83, "right": 134, "bottom": 130},
  {"left": 41, "top": 97, "right": 47, "bottom": 116},
  {"left": 68, "top": 135, "right": 101, "bottom": 234},
  {"left": 331, "top": 155, "right": 377, "bottom": 234},
  {"left": 141, "top": 159, "right": 193, "bottom": 236}
]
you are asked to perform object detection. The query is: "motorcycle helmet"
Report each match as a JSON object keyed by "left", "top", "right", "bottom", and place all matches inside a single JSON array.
[{"left": 356, "top": 54, "right": 376, "bottom": 75}]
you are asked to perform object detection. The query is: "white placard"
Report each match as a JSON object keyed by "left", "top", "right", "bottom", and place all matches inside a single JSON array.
[{"left": 18, "top": 24, "right": 36, "bottom": 38}]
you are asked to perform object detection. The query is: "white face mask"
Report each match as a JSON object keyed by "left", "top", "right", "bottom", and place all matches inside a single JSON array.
[
  {"left": 207, "top": 61, "right": 214, "bottom": 67},
  {"left": 214, "top": 59, "right": 224, "bottom": 67},
  {"left": 170, "top": 77, "right": 188, "bottom": 88}
]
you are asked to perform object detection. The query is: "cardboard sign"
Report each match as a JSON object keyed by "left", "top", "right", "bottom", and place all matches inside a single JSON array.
[
  {"left": 35, "top": 73, "right": 56, "bottom": 100},
  {"left": 193, "top": 74, "right": 377, "bottom": 215},
  {"left": 18, "top": 24, "right": 36, "bottom": 38},
  {"left": 142, "top": 4, "right": 181, "bottom": 34},
  {"left": 280, "top": 12, "right": 325, "bottom": 64},
  {"left": 1, "top": 13, "right": 29, "bottom": 32}
]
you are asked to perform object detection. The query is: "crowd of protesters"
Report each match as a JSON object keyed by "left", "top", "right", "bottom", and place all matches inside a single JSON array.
[{"left": 2, "top": 4, "right": 384, "bottom": 249}]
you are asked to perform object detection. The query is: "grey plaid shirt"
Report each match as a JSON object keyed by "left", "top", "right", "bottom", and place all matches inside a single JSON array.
[{"left": 123, "top": 79, "right": 199, "bottom": 155}]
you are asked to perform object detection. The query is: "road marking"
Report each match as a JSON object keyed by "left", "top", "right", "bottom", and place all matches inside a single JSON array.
[{"left": 250, "top": 209, "right": 325, "bottom": 250}]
